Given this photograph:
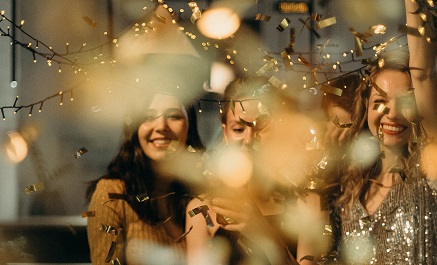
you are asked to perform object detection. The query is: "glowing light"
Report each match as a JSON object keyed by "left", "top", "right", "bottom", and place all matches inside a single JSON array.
[
  {"left": 209, "top": 61, "right": 235, "bottom": 94},
  {"left": 196, "top": 7, "right": 241, "bottom": 40},
  {"left": 4, "top": 131, "right": 28, "bottom": 163},
  {"left": 217, "top": 148, "right": 252, "bottom": 188}
]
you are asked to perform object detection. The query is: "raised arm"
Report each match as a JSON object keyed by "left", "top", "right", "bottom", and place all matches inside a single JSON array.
[{"left": 405, "top": 0, "right": 437, "bottom": 139}]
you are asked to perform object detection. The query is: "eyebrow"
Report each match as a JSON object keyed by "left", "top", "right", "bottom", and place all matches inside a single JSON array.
[{"left": 370, "top": 80, "right": 387, "bottom": 97}]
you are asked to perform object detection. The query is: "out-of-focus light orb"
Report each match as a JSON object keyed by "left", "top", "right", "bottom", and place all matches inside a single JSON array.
[
  {"left": 348, "top": 132, "right": 380, "bottom": 169},
  {"left": 4, "top": 131, "right": 28, "bottom": 163},
  {"left": 208, "top": 62, "right": 235, "bottom": 94},
  {"left": 197, "top": 7, "right": 241, "bottom": 40},
  {"left": 217, "top": 148, "right": 252, "bottom": 188}
]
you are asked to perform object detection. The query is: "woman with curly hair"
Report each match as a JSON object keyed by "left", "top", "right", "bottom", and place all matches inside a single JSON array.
[{"left": 331, "top": 1, "right": 437, "bottom": 263}]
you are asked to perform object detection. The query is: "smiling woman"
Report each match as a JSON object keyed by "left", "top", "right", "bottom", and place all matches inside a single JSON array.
[{"left": 85, "top": 89, "right": 204, "bottom": 265}]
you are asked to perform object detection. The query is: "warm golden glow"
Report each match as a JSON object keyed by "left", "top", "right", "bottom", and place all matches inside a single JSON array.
[
  {"left": 217, "top": 148, "right": 252, "bottom": 188},
  {"left": 4, "top": 131, "right": 28, "bottom": 163},
  {"left": 196, "top": 7, "right": 241, "bottom": 40}
]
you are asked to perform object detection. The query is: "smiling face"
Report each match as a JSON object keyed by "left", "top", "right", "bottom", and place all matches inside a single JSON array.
[
  {"left": 137, "top": 93, "right": 188, "bottom": 161},
  {"left": 367, "top": 69, "right": 414, "bottom": 149}
]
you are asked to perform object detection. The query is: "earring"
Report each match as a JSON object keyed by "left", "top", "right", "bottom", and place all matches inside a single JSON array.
[{"left": 377, "top": 123, "right": 384, "bottom": 142}]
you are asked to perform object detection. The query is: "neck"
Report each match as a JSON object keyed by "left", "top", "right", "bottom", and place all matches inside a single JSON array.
[{"left": 379, "top": 144, "right": 407, "bottom": 173}]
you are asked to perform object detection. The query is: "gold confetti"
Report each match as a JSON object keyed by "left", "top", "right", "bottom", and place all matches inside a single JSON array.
[
  {"left": 398, "top": 24, "right": 422, "bottom": 37},
  {"left": 188, "top": 205, "right": 209, "bottom": 217},
  {"left": 285, "top": 28, "right": 296, "bottom": 54},
  {"left": 216, "top": 213, "right": 237, "bottom": 225},
  {"left": 255, "top": 13, "right": 271, "bottom": 22},
  {"left": 373, "top": 103, "right": 390, "bottom": 114},
  {"left": 24, "top": 182, "right": 45, "bottom": 194},
  {"left": 188, "top": 205, "right": 214, "bottom": 227},
  {"left": 332, "top": 115, "right": 353, "bottom": 128},
  {"left": 187, "top": 145, "right": 196, "bottom": 152},
  {"left": 74, "top": 147, "right": 88, "bottom": 158},
  {"left": 311, "top": 13, "right": 322, "bottom": 21},
  {"left": 315, "top": 16, "right": 336, "bottom": 30},
  {"left": 268, "top": 76, "right": 287, "bottom": 89},
  {"left": 276, "top": 18, "right": 291, "bottom": 32},
  {"left": 81, "top": 211, "right": 95, "bottom": 218},
  {"left": 100, "top": 224, "right": 119, "bottom": 235},
  {"left": 353, "top": 36, "right": 363, "bottom": 57},
  {"left": 82, "top": 16, "right": 97, "bottom": 28},
  {"left": 321, "top": 84, "right": 343, "bottom": 96},
  {"left": 135, "top": 193, "right": 149, "bottom": 202}
]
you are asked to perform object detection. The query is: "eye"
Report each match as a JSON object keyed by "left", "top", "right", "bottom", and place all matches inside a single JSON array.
[
  {"left": 143, "top": 110, "right": 159, "bottom": 121},
  {"left": 232, "top": 127, "right": 245, "bottom": 133},
  {"left": 165, "top": 110, "right": 185, "bottom": 120}
]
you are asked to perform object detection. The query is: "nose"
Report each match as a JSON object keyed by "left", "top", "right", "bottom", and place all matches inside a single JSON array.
[
  {"left": 154, "top": 115, "right": 169, "bottom": 132},
  {"left": 385, "top": 100, "right": 402, "bottom": 120},
  {"left": 242, "top": 128, "right": 255, "bottom": 147}
]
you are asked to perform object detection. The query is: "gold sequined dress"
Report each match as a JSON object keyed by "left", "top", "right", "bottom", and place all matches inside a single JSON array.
[{"left": 338, "top": 176, "right": 437, "bottom": 264}]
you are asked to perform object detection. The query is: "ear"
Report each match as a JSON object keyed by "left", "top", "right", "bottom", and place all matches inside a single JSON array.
[{"left": 222, "top": 123, "right": 228, "bottom": 143}]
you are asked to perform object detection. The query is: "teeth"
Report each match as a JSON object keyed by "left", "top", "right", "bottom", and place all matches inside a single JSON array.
[
  {"left": 153, "top": 139, "right": 171, "bottom": 145},
  {"left": 383, "top": 125, "right": 404, "bottom": 132}
]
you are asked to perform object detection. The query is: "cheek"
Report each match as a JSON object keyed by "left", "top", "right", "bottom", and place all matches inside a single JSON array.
[
  {"left": 170, "top": 121, "right": 188, "bottom": 140},
  {"left": 367, "top": 110, "right": 381, "bottom": 135},
  {"left": 138, "top": 123, "right": 153, "bottom": 137}
]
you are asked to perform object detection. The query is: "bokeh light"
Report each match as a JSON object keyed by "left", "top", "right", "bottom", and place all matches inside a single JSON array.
[
  {"left": 4, "top": 131, "right": 28, "bottom": 163},
  {"left": 196, "top": 7, "right": 241, "bottom": 40}
]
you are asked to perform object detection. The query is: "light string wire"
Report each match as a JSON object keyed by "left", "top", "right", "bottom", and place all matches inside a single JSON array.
[{"left": 0, "top": 2, "right": 412, "bottom": 120}]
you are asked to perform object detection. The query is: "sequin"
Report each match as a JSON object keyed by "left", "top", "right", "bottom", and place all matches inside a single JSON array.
[{"left": 337, "top": 176, "right": 437, "bottom": 264}]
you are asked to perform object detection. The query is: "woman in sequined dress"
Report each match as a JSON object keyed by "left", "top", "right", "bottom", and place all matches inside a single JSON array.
[
  {"left": 331, "top": 1, "right": 437, "bottom": 263},
  {"left": 85, "top": 89, "right": 204, "bottom": 265}
]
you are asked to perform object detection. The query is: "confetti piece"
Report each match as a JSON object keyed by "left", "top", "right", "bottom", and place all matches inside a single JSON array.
[
  {"left": 285, "top": 28, "right": 296, "bottom": 54},
  {"left": 321, "top": 84, "right": 343, "bottom": 96},
  {"left": 372, "top": 103, "right": 390, "bottom": 114},
  {"left": 100, "top": 224, "right": 119, "bottom": 235},
  {"left": 398, "top": 24, "right": 422, "bottom": 37},
  {"left": 315, "top": 16, "right": 336, "bottom": 30},
  {"left": 24, "top": 182, "right": 45, "bottom": 194},
  {"left": 188, "top": 205, "right": 214, "bottom": 227},
  {"left": 74, "top": 147, "right": 88, "bottom": 159},
  {"left": 255, "top": 13, "right": 271, "bottom": 22},
  {"left": 298, "top": 18, "right": 321, "bottom": 38},
  {"left": 370, "top": 81, "right": 388, "bottom": 97},
  {"left": 82, "top": 16, "right": 97, "bottom": 28},
  {"left": 81, "top": 211, "right": 95, "bottom": 218},
  {"left": 276, "top": 18, "right": 291, "bottom": 32},
  {"left": 216, "top": 213, "right": 237, "bottom": 225},
  {"left": 332, "top": 115, "right": 353, "bottom": 128},
  {"left": 135, "top": 193, "right": 149, "bottom": 202}
]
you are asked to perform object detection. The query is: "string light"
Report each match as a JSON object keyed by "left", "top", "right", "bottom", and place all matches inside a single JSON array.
[
  {"left": 59, "top": 91, "right": 64, "bottom": 105},
  {"left": 13, "top": 96, "right": 18, "bottom": 107},
  {"left": 28, "top": 105, "right": 33, "bottom": 116},
  {"left": 1, "top": 108, "right": 5, "bottom": 120},
  {"left": 39, "top": 102, "right": 43, "bottom": 112}
]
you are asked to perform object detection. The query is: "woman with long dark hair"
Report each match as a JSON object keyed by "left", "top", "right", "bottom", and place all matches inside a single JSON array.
[{"left": 86, "top": 89, "right": 204, "bottom": 265}]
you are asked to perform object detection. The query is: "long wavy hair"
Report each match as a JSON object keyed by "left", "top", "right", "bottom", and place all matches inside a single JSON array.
[
  {"left": 336, "top": 48, "right": 426, "bottom": 212},
  {"left": 86, "top": 91, "right": 204, "bottom": 229}
]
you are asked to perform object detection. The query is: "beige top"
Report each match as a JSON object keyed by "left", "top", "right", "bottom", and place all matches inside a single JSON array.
[{"left": 87, "top": 179, "right": 187, "bottom": 265}]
